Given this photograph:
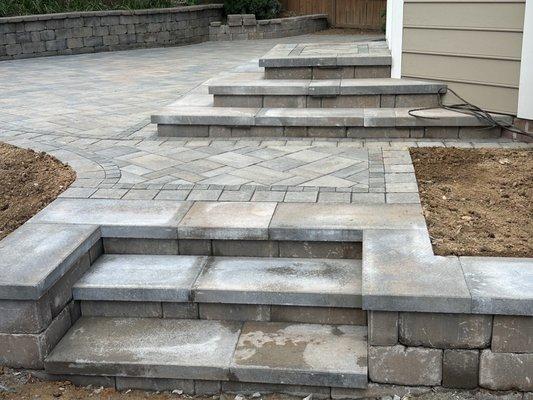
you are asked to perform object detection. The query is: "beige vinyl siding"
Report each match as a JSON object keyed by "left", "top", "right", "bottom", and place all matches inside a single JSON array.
[{"left": 402, "top": 0, "right": 526, "bottom": 115}]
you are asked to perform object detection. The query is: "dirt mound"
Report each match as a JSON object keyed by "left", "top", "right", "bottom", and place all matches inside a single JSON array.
[
  {"left": 410, "top": 147, "right": 532, "bottom": 258},
  {"left": 0, "top": 142, "right": 76, "bottom": 241}
]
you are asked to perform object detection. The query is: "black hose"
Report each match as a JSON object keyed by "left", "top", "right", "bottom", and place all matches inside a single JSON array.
[{"left": 408, "top": 87, "right": 531, "bottom": 137}]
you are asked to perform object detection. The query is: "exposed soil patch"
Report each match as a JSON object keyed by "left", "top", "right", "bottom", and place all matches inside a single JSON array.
[
  {"left": 410, "top": 147, "right": 532, "bottom": 257},
  {"left": 0, "top": 142, "right": 75, "bottom": 241},
  {"left": 0, "top": 367, "right": 524, "bottom": 400}
]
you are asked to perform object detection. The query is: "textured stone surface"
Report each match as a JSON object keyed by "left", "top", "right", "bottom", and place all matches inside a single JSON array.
[
  {"left": 178, "top": 202, "right": 277, "bottom": 240},
  {"left": 45, "top": 317, "right": 242, "bottom": 380},
  {"left": 199, "top": 303, "right": 271, "bottom": 321},
  {"left": 270, "top": 305, "right": 367, "bottom": 325},
  {"left": 0, "top": 222, "right": 99, "bottom": 300},
  {"left": 193, "top": 257, "right": 362, "bottom": 307},
  {"left": 399, "top": 312, "right": 492, "bottom": 349},
  {"left": 116, "top": 377, "right": 195, "bottom": 393},
  {"left": 80, "top": 301, "right": 163, "bottom": 318},
  {"left": 363, "top": 228, "right": 472, "bottom": 313},
  {"left": 460, "top": 257, "right": 533, "bottom": 315},
  {"left": 103, "top": 238, "right": 179, "bottom": 255},
  {"left": 368, "top": 345, "right": 442, "bottom": 386},
  {"left": 259, "top": 42, "right": 392, "bottom": 68},
  {"left": 0, "top": 299, "right": 52, "bottom": 334},
  {"left": 255, "top": 107, "right": 364, "bottom": 127},
  {"left": 162, "top": 302, "right": 199, "bottom": 319},
  {"left": 492, "top": 315, "right": 533, "bottom": 353},
  {"left": 368, "top": 311, "right": 398, "bottom": 345},
  {"left": 210, "top": 15, "right": 327, "bottom": 42},
  {"left": 0, "top": 306, "right": 71, "bottom": 369},
  {"left": 73, "top": 254, "right": 207, "bottom": 302},
  {"left": 212, "top": 240, "right": 279, "bottom": 257},
  {"left": 30, "top": 199, "right": 192, "bottom": 239},
  {"left": 194, "top": 380, "right": 221, "bottom": 395},
  {"left": 231, "top": 322, "right": 368, "bottom": 388},
  {"left": 153, "top": 106, "right": 258, "bottom": 126},
  {"left": 30, "top": 371, "right": 116, "bottom": 388},
  {"left": 0, "top": 5, "right": 223, "bottom": 61},
  {"left": 278, "top": 241, "right": 362, "bottom": 259},
  {"left": 479, "top": 350, "right": 533, "bottom": 391},
  {"left": 44, "top": 253, "right": 91, "bottom": 319},
  {"left": 270, "top": 203, "right": 425, "bottom": 241},
  {"left": 442, "top": 349, "right": 479, "bottom": 389}
]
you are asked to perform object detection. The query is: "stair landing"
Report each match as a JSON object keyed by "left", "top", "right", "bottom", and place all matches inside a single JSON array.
[{"left": 259, "top": 42, "right": 392, "bottom": 68}]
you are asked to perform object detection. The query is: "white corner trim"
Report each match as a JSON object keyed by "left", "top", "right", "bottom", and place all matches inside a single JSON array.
[
  {"left": 518, "top": 0, "right": 532, "bottom": 119},
  {"left": 386, "top": 0, "right": 404, "bottom": 78}
]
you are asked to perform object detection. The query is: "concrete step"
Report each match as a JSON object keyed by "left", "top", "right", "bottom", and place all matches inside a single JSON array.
[
  {"left": 73, "top": 254, "right": 364, "bottom": 324},
  {"left": 45, "top": 317, "right": 368, "bottom": 389},
  {"left": 210, "top": 77, "right": 445, "bottom": 109},
  {"left": 152, "top": 103, "right": 509, "bottom": 139},
  {"left": 194, "top": 256, "right": 362, "bottom": 307},
  {"left": 259, "top": 42, "right": 391, "bottom": 79}
]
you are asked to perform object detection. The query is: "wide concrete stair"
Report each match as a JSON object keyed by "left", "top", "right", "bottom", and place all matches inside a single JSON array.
[
  {"left": 151, "top": 41, "right": 511, "bottom": 139},
  {"left": 210, "top": 74, "right": 446, "bottom": 109},
  {"left": 44, "top": 250, "right": 369, "bottom": 391}
]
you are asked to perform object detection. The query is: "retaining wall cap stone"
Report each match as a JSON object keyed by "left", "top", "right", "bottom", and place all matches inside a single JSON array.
[
  {"left": 0, "top": 222, "right": 101, "bottom": 300},
  {"left": 0, "top": 4, "right": 222, "bottom": 24}
]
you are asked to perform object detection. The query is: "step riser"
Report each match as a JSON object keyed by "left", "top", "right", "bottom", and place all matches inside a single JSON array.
[
  {"left": 213, "top": 94, "right": 440, "bottom": 109},
  {"left": 265, "top": 66, "right": 391, "bottom": 80},
  {"left": 103, "top": 238, "right": 362, "bottom": 259},
  {"left": 79, "top": 301, "right": 368, "bottom": 326},
  {"left": 36, "top": 374, "right": 360, "bottom": 397},
  {"left": 158, "top": 124, "right": 503, "bottom": 139}
]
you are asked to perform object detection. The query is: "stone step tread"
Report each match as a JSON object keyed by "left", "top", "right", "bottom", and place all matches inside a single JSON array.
[
  {"left": 194, "top": 257, "right": 362, "bottom": 307},
  {"left": 45, "top": 317, "right": 368, "bottom": 388},
  {"left": 152, "top": 105, "right": 512, "bottom": 128},
  {"left": 209, "top": 76, "right": 447, "bottom": 96},
  {"left": 73, "top": 254, "right": 208, "bottom": 302},
  {"left": 73, "top": 255, "right": 362, "bottom": 307}
]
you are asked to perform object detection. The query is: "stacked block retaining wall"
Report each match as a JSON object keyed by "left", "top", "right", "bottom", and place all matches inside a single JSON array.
[
  {"left": 367, "top": 311, "right": 533, "bottom": 392},
  {"left": 209, "top": 14, "right": 328, "bottom": 41},
  {"left": 0, "top": 238, "right": 103, "bottom": 368},
  {"left": 0, "top": 4, "right": 223, "bottom": 60}
]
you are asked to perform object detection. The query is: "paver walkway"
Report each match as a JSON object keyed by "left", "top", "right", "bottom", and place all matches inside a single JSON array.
[{"left": 0, "top": 33, "right": 529, "bottom": 204}]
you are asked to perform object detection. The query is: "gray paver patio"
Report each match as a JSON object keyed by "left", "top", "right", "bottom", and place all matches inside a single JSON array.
[{"left": 0, "top": 33, "right": 529, "bottom": 204}]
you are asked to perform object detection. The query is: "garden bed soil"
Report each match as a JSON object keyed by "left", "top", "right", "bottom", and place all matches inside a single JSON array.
[
  {"left": 410, "top": 147, "right": 532, "bottom": 258},
  {"left": 0, "top": 142, "right": 75, "bottom": 241}
]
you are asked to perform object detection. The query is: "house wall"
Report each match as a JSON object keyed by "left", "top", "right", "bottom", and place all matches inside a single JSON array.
[{"left": 400, "top": 0, "right": 526, "bottom": 115}]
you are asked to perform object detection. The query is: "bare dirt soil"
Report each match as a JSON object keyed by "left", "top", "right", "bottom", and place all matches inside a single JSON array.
[
  {"left": 0, "top": 367, "right": 523, "bottom": 400},
  {"left": 0, "top": 142, "right": 75, "bottom": 241},
  {"left": 410, "top": 147, "right": 532, "bottom": 257}
]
